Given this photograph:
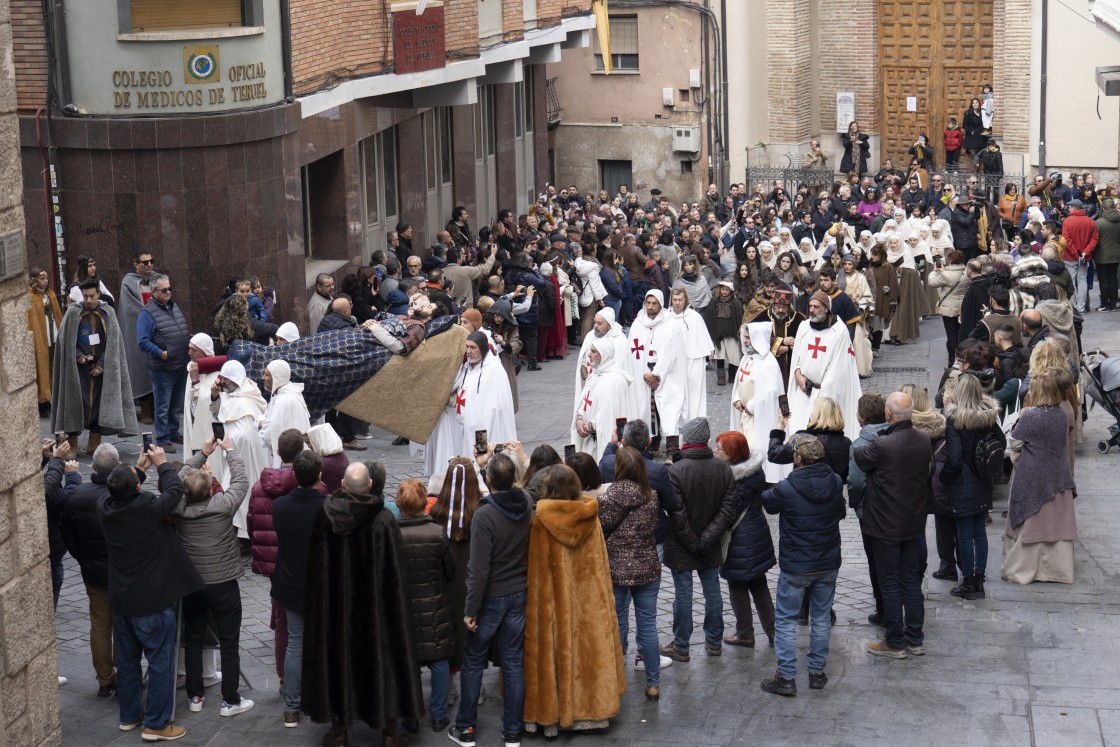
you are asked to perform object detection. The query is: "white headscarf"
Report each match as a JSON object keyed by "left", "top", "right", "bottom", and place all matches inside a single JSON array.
[
  {"left": 796, "top": 236, "right": 819, "bottom": 266},
  {"left": 596, "top": 306, "right": 617, "bottom": 326},
  {"left": 777, "top": 227, "right": 798, "bottom": 256},
  {"left": 189, "top": 333, "right": 215, "bottom": 357},
  {"left": 645, "top": 289, "right": 664, "bottom": 306},
  {"left": 742, "top": 320, "right": 774, "bottom": 360},
  {"left": 275, "top": 322, "right": 300, "bottom": 344},
  {"left": 930, "top": 219, "right": 954, "bottom": 255},
  {"left": 590, "top": 337, "right": 632, "bottom": 382},
  {"left": 219, "top": 360, "right": 247, "bottom": 387},
  {"left": 306, "top": 423, "right": 343, "bottom": 456},
  {"left": 266, "top": 359, "right": 292, "bottom": 393},
  {"left": 886, "top": 234, "right": 913, "bottom": 268}
]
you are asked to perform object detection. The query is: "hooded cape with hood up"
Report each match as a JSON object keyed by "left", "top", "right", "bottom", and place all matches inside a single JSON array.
[
  {"left": 571, "top": 339, "right": 635, "bottom": 461},
  {"left": 302, "top": 491, "right": 425, "bottom": 728},
  {"left": 732, "top": 321, "right": 786, "bottom": 483},
  {"left": 524, "top": 496, "right": 626, "bottom": 731}
]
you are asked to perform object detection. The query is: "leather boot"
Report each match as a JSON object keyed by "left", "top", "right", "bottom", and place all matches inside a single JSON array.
[
  {"left": 717, "top": 370, "right": 727, "bottom": 386},
  {"left": 83, "top": 432, "right": 102, "bottom": 456},
  {"left": 666, "top": 436, "right": 681, "bottom": 463},
  {"left": 138, "top": 397, "right": 154, "bottom": 425},
  {"left": 67, "top": 435, "right": 79, "bottom": 455},
  {"left": 649, "top": 435, "right": 662, "bottom": 456},
  {"left": 950, "top": 574, "right": 984, "bottom": 600}
]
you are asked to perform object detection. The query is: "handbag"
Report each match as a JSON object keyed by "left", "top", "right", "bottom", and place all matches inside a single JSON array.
[{"left": 719, "top": 506, "right": 750, "bottom": 563}]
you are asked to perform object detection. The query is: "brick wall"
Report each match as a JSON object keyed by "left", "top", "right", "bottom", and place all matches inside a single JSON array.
[
  {"left": 11, "top": 0, "right": 47, "bottom": 108},
  {"left": 816, "top": 0, "right": 878, "bottom": 136},
  {"left": 289, "top": 0, "right": 391, "bottom": 95},
  {"left": 0, "top": 0, "right": 62, "bottom": 744},
  {"left": 765, "top": 0, "right": 813, "bottom": 142},
  {"left": 446, "top": 0, "right": 480, "bottom": 59},
  {"left": 992, "top": 0, "right": 1030, "bottom": 152},
  {"left": 502, "top": 0, "right": 525, "bottom": 42}
]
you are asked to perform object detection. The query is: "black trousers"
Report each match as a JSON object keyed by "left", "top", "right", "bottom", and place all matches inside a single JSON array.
[
  {"left": 933, "top": 513, "right": 960, "bottom": 573},
  {"left": 183, "top": 580, "right": 243, "bottom": 704},
  {"left": 519, "top": 326, "right": 538, "bottom": 365},
  {"left": 326, "top": 408, "right": 360, "bottom": 442},
  {"left": 728, "top": 577, "right": 775, "bottom": 640},
  {"left": 941, "top": 315, "right": 960, "bottom": 367},
  {"left": 860, "top": 522, "right": 884, "bottom": 615},
  {"left": 1097, "top": 262, "right": 1119, "bottom": 309}
]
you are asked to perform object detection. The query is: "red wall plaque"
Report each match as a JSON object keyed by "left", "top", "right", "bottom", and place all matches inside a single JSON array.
[{"left": 393, "top": 7, "right": 446, "bottom": 74}]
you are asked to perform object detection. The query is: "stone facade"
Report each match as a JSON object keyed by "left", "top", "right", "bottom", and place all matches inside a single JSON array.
[
  {"left": 0, "top": 0, "right": 62, "bottom": 743},
  {"left": 992, "top": 0, "right": 1031, "bottom": 154},
  {"left": 765, "top": 0, "right": 813, "bottom": 143}
]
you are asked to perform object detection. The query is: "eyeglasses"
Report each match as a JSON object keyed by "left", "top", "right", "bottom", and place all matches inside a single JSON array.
[
  {"left": 155, "top": 286, "right": 172, "bottom": 293},
  {"left": 138, "top": 259, "right": 153, "bottom": 265},
  {"left": 968, "top": 181, "right": 978, "bottom": 186}
]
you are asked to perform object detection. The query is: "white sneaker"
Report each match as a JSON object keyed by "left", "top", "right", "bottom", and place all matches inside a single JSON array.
[
  {"left": 219, "top": 699, "right": 254, "bottom": 717},
  {"left": 189, "top": 696, "right": 204, "bottom": 712},
  {"left": 58, "top": 676, "right": 68, "bottom": 686},
  {"left": 634, "top": 655, "right": 672, "bottom": 670}
]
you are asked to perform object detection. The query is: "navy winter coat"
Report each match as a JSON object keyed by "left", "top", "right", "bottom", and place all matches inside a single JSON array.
[
  {"left": 767, "top": 428, "right": 851, "bottom": 484},
  {"left": 938, "top": 413, "right": 1004, "bottom": 517},
  {"left": 719, "top": 453, "right": 776, "bottom": 583},
  {"left": 504, "top": 266, "right": 545, "bottom": 326},
  {"left": 761, "top": 462, "right": 845, "bottom": 576}
]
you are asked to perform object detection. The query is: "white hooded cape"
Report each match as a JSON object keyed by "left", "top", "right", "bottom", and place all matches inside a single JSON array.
[
  {"left": 671, "top": 305, "right": 714, "bottom": 421},
  {"left": 629, "top": 290, "right": 688, "bottom": 437},
  {"left": 259, "top": 360, "right": 312, "bottom": 468},
  {"left": 571, "top": 340, "right": 635, "bottom": 461},
  {"left": 218, "top": 361, "right": 269, "bottom": 537},
  {"left": 730, "top": 321, "right": 786, "bottom": 483}
]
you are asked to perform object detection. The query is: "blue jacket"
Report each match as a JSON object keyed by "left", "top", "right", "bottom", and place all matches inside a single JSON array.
[
  {"left": 599, "top": 266, "right": 624, "bottom": 302},
  {"left": 847, "top": 421, "right": 889, "bottom": 516},
  {"left": 136, "top": 299, "right": 190, "bottom": 372},
  {"left": 762, "top": 462, "right": 845, "bottom": 576},
  {"left": 599, "top": 441, "right": 681, "bottom": 544},
  {"left": 504, "top": 266, "right": 545, "bottom": 326},
  {"left": 719, "top": 452, "right": 776, "bottom": 582}
]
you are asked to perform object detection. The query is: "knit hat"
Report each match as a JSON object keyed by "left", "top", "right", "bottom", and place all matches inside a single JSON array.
[
  {"left": 680, "top": 417, "right": 710, "bottom": 446},
  {"left": 275, "top": 322, "right": 300, "bottom": 344}
]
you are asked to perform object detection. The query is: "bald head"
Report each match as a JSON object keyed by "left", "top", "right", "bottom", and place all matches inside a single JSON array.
[
  {"left": 342, "top": 462, "right": 371, "bottom": 494},
  {"left": 885, "top": 392, "right": 913, "bottom": 423},
  {"left": 1020, "top": 308, "right": 1042, "bottom": 334},
  {"left": 330, "top": 296, "right": 352, "bottom": 316}
]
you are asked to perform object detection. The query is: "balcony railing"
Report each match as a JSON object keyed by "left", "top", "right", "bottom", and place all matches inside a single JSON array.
[{"left": 546, "top": 76, "right": 561, "bottom": 126}]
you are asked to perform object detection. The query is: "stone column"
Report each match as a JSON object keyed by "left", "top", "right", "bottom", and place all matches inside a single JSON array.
[
  {"left": 766, "top": 0, "right": 813, "bottom": 144},
  {"left": 0, "top": 1, "right": 63, "bottom": 743},
  {"left": 992, "top": 0, "right": 1031, "bottom": 154}
]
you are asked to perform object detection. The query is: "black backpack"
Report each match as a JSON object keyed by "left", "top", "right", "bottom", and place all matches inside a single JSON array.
[{"left": 969, "top": 425, "right": 1005, "bottom": 480}]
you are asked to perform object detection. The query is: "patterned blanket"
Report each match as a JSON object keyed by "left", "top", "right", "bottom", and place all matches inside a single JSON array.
[{"left": 229, "top": 315, "right": 458, "bottom": 420}]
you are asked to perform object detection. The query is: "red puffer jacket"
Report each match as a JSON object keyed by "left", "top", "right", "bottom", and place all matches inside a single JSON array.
[
  {"left": 247, "top": 468, "right": 326, "bottom": 576},
  {"left": 944, "top": 127, "right": 963, "bottom": 152}
]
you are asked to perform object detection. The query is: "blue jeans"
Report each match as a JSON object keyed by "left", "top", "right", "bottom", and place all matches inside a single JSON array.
[
  {"left": 456, "top": 590, "right": 526, "bottom": 735},
  {"left": 613, "top": 579, "right": 661, "bottom": 687},
  {"left": 149, "top": 368, "right": 186, "bottom": 445},
  {"left": 114, "top": 607, "right": 177, "bottom": 729},
  {"left": 670, "top": 566, "right": 723, "bottom": 650},
  {"left": 51, "top": 559, "right": 64, "bottom": 608},
  {"left": 428, "top": 659, "right": 449, "bottom": 721},
  {"left": 871, "top": 537, "right": 925, "bottom": 649},
  {"left": 281, "top": 609, "right": 304, "bottom": 712},
  {"left": 955, "top": 513, "right": 988, "bottom": 577},
  {"left": 773, "top": 571, "right": 837, "bottom": 677}
]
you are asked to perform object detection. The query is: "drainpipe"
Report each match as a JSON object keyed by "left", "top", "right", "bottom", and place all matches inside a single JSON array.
[{"left": 1038, "top": 0, "right": 1048, "bottom": 174}]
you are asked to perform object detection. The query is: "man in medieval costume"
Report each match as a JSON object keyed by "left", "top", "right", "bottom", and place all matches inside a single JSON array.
[
  {"left": 51, "top": 279, "right": 138, "bottom": 453},
  {"left": 629, "top": 290, "right": 688, "bottom": 456},
  {"left": 768, "top": 282, "right": 804, "bottom": 389},
  {"left": 669, "top": 287, "right": 715, "bottom": 422},
  {"left": 731, "top": 321, "right": 785, "bottom": 483},
  {"left": 572, "top": 340, "right": 635, "bottom": 461},
  {"left": 259, "top": 360, "right": 312, "bottom": 467},
  {"left": 786, "top": 291, "right": 862, "bottom": 441},
  {"left": 217, "top": 360, "right": 269, "bottom": 537}
]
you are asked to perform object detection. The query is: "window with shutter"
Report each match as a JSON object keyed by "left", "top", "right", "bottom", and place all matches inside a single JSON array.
[
  {"left": 131, "top": 0, "right": 244, "bottom": 32},
  {"left": 594, "top": 16, "right": 639, "bottom": 71}
]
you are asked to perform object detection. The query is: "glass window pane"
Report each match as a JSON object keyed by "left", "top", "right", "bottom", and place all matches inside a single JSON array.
[
  {"left": 363, "top": 137, "right": 379, "bottom": 226},
  {"left": 382, "top": 128, "right": 398, "bottom": 218},
  {"left": 440, "top": 108, "right": 453, "bottom": 184}
]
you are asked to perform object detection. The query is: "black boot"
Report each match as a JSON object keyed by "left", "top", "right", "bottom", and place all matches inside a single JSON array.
[
  {"left": 716, "top": 360, "right": 727, "bottom": 386},
  {"left": 649, "top": 435, "right": 662, "bottom": 456},
  {"left": 950, "top": 574, "right": 984, "bottom": 600},
  {"left": 665, "top": 436, "right": 680, "bottom": 462}
]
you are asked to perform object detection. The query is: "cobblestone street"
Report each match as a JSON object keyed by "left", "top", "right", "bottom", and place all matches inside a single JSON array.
[{"left": 51, "top": 313, "right": 1120, "bottom": 746}]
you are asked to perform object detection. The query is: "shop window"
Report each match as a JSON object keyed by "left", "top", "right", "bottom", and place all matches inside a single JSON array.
[{"left": 594, "top": 16, "right": 639, "bottom": 71}]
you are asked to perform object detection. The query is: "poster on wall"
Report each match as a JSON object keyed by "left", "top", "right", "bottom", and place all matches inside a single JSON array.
[{"left": 836, "top": 92, "right": 856, "bottom": 133}]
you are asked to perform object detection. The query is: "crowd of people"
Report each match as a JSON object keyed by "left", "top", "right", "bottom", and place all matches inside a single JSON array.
[{"left": 29, "top": 148, "right": 1105, "bottom": 744}]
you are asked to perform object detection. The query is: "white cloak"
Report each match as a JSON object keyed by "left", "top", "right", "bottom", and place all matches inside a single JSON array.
[
  {"left": 731, "top": 321, "right": 785, "bottom": 483},
  {"left": 631, "top": 309, "right": 688, "bottom": 437},
  {"left": 671, "top": 307, "right": 715, "bottom": 421},
  {"left": 571, "top": 342, "right": 635, "bottom": 461},
  {"left": 786, "top": 316, "right": 862, "bottom": 441},
  {"left": 424, "top": 353, "right": 517, "bottom": 477},
  {"left": 219, "top": 381, "right": 268, "bottom": 537},
  {"left": 259, "top": 383, "right": 311, "bottom": 467}
]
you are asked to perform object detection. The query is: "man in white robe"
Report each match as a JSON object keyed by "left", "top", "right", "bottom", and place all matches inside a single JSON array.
[
  {"left": 259, "top": 359, "right": 311, "bottom": 467},
  {"left": 217, "top": 360, "right": 269, "bottom": 537},
  {"left": 571, "top": 339, "right": 635, "bottom": 461},
  {"left": 669, "top": 287, "right": 715, "bottom": 420},
  {"left": 424, "top": 331, "right": 517, "bottom": 477},
  {"left": 184, "top": 333, "right": 228, "bottom": 484},
  {"left": 731, "top": 321, "right": 785, "bottom": 483},
  {"left": 787, "top": 291, "right": 862, "bottom": 441},
  {"left": 630, "top": 290, "right": 689, "bottom": 452},
  {"left": 572, "top": 307, "right": 640, "bottom": 418}
]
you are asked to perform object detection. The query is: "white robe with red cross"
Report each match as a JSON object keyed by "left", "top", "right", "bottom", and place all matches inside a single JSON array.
[
  {"left": 627, "top": 309, "right": 688, "bottom": 437},
  {"left": 786, "top": 316, "right": 862, "bottom": 441},
  {"left": 570, "top": 341, "right": 635, "bottom": 461}
]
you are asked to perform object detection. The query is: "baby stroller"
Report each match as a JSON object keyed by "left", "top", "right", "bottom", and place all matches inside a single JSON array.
[{"left": 1081, "top": 349, "right": 1120, "bottom": 454}]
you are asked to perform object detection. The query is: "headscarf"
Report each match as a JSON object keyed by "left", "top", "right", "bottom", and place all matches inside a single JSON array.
[
  {"left": 266, "top": 359, "right": 291, "bottom": 394},
  {"left": 645, "top": 289, "right": 665, "bottom": 306},
  {"left": 275, "top": 322, "right": 300, "bottom": 344},
  {"left": 777, "top": 226, "right": 798, "bottom": 256},
  {"left": 886, "top": 234, "right": 913, "bottom": 268},
  {"left": 759, "top": 242, "right": 778, "bottom": 269},
  {"left": 444, "top": 462, "right": 468, "bottom": 537},
  {"left": 589, "top": 336, "right": 632, "bottom": 383},
  {"left": 307, "top": 423, "right": 343, "bottom": 456},
  {"left": 796, "top": 236, "right": 819, "bottom": 267},
  {"left": 190, "top": 333, "right": 215, "bottom": 357},
  {"left": 595, "top": 306, "right": 617, "bottom": 326},
  {"left": 219, "top": 359, "right": 247, "bottom": 387},
  {"left": 929, "top": 219, "right": 954, "bottom": 255}
]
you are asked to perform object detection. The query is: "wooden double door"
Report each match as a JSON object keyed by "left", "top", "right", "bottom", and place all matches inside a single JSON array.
[{"left": 879, "top": 0, "right": 994, "bottom": 166}]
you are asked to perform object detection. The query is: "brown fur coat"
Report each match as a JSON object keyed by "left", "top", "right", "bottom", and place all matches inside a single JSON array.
[
  {"left": 28, "top": 286, "right": 63, "bottom": 403},
  {"left": 524, "top": 497, "right": 626, "bottom": 729}
]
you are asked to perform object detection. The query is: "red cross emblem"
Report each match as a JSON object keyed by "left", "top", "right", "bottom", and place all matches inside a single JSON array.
[
  {"left": 848, "top": 345, "right": 856, "bottom": 357},
  {"left": 582, "top": 393, "right": 593, "bottom": 413},
  {"left": 631, "top": 338, "right": 645, "bottom": 359},
  {"left": 455, "top": 389, "right": 467, "bottom": 414},
  {"left": 808, "top": 337, "right": 828, "bottom": 359},
  {"left": 738, "top": 367, "right": 751, "bottom": 383}
]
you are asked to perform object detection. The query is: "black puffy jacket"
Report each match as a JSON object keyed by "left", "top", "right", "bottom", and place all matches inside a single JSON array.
[
  {"left": 761, "top": 462, "right": 845, "bottom": 576},
  {"left": 60, "top": 470, "right": 143, "bottom": 588},
  {"left": 938, "top": 411, "right": 1004, "bottom": 517},
  {"left": 719, "top": 453, "right": 776, "bottom": 583},
  {"left": 665, "top": 447, "right": 736, "bottom": 572},
  {"left": 398, "top": 515, "right": 456, "bottom": 664}
]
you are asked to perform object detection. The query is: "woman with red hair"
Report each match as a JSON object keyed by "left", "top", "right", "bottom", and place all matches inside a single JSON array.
[{"left": 714, "top": 431, "right": 775, "bottom": 647}]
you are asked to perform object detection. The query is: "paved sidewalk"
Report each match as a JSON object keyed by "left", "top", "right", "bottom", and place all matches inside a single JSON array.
[{"left": 51, "top": 312, "right": 1120, "bottom": 746}]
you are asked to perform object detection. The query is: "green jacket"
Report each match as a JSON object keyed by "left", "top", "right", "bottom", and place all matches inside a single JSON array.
[{"left": 1095, "top": 208, "right": 1120, "bottom": 265}]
